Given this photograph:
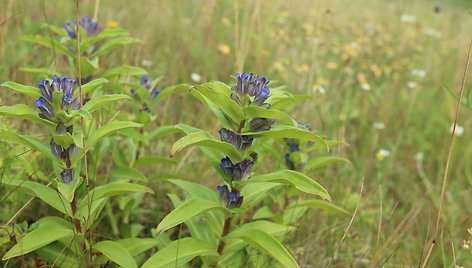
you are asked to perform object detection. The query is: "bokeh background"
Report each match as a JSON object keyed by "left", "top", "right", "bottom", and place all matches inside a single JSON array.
[{"left": 1, "top": 0, "right": 472, "bottom": 266}]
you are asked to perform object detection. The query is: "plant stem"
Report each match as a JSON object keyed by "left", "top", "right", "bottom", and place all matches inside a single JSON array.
[{"left": 217, "top": 217, "right": 232, "bottom": 255}]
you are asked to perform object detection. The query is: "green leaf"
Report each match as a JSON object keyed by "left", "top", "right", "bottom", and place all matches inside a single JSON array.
[
  {"left": 116, "top": 238, "right": 158, "bottom": 257},
  {"left": 81, "top": 28, "right": 129, "bottom": 49},
  {"left": 243, "top": 125, "right": 326, "bottom": 147},
  {"left": 240, "top": 182, "right": 281, "bottom": 209},
  {"left": 79, "top": 57, "right": 98, "bottom": 77},
  {"left": 170, "top": 131, "right": 242, "bottom": 161},
  {"left": 0, "top": 105, "right": 55, "bottom": 127},
  {"left": 110, "top": 166, "right": 147, "bottom": 181},
  {"left": 287, "top": 199, "right": 350, "bottom": 214},
  {"left": 168, "top": 179, "right": 218, "bottom": 202},
  {"left": 2, "top": 217, "right": 74, "bottom": 260},
  {"left": 202, "top": 81, "right": 234, "bottom": 96},
  {"left": 57, "top": 177, "right": 83, "bottom": 203},
  {"left": 87, "top": 121, "right": 143, "bottom": 148},
  {"left": 228, "top": 229, "right": 299, "bottom": 268},
  {"left": 249, "top": 170, "right": 330, "bottom": 200},
  {"left": 102, "top": 65, "right": 148, "bottom": 79},
  {"left": 22, "top": 35, "right": 74, "bottom": 57},
  {"left": 82, "top": 94, "right": 131, "bottom": 113},
  {"left": 18, "top": 67, "right": 57, "bottom": 76},
  {"left": 156, "top": 197, "right": 229, "bottom": 233},
  {"left": 88, "top": 181, "right": 154, "bottom": 201},
  {"left": 193, "top": 85, "right": 245, "bottom": 124},
  {"left": 243, "top": 106, "right": 297, "bottom": 125},
  {"left": 93, "top": 240, "right": 137, "bottom": 268},
  {"left": 78, "top": 78, "right": 109, "bottom": 97},
  {"left": 93, "top": 36, "right": 142, "bottom": 57},
  {"left": 0, "top": 179, "right": 72, "bottom": 215},
  {"left": 141, "top": 238, "right": 218, "bottom": 268},
  {"left": 1, "top": 81, "right": 41, "bottom": 98},
  {"left": 304, "top": 156, "right": 351, "bottom": 172},
  {"left": 0, "top": 131, "right": 56, "bottom": 159}
]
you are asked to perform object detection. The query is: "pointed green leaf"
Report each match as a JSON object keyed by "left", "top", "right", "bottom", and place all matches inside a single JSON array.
[
  {"left": 228, "top": 229, "right": 299, "bottom": 268},
  {"left": 243, "top": 106, "right": 296, "bottom": 125},
  {"left": 1, "top": 179, "right": 71, "bottom": 215},
  {"left": 0, "top": 131, "right": 56, "bottom": 159},
  {"left": 1, "top": 81, "right": 41, "bottom": 98},
  {"left": 249, "top": 170, "right": 330, "bottom": 200},
  {"left": 156, "top": 197, "right": 229, "bottom": 233},
  {"left": 87, "top": 121, "right": 143, "bottom": 147},
  {"left": 242, "top": 125, "right": 326, "bottom": 146},
  {"left": 141, "top": 237, "right": 218, "bottom": 268},
  {"left": 82, "top": 94, "right": 131, "bottom": 113},
  {"left": 2, "top": 217, "right": 74, "bottom": 260},
  {"left": 0, "top": 105, "right": 55, "bottom": 127},
  {"left": 193, "top": 85, "right": 245, "bottom": 124},
  {"left": 170, "top": 131, "right": 242, "bottom": 161},
  {"left": 93, "top": 240, "right": 137, "bottom": 268},
  {"left": 116, "top": 238, "right": 159, "bottom": 257},
  {"left": 78, "top": 78, "right": 108, "bottom": 97}
]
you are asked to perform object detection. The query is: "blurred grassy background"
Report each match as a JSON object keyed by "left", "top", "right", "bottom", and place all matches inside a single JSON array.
[{"left": 1, "top": 0, "right": 472, "bottom": 266}]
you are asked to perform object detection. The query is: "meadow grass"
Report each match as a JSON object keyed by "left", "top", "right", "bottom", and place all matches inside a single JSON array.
[{"left": 1, "top": 0, "right": 471, "bottom": 266}]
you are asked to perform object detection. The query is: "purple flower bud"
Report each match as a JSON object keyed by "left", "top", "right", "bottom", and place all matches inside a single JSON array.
[
  {"left": 50, "top": 139, "right": 63, "bottom": 158},
  {"left": 60, "top": 169, "right": 74, "bottom": 184},
  {"left": 220, "top": 157, "right": 253, "bottom": 181},
  {"left": 64, "top": 16, "right": 99, "bottom": 39},
  {"left": 249, "top": 118, "right": 275, "bottom": 132},
  {"left": 219, "top": 128, "right": 253, "bottom": 151},
  {"left": 217, "top": 185, "right": 243, "bottom": 209},
  {"left": 35, "top": 97, "right": 55, "bottom": 120},
  {"left": 252, "top": 87, "right": 270, "bottom": 106},
  {"left": 149, "top": 87, "right": 160, "bottom": 101}
]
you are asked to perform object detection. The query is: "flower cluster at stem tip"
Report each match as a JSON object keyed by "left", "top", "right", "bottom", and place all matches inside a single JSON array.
[
  {"left": 216, "top": 72, "right": 279, "bottom": 209},
  {"left": 64, "top": 16, "right": 98, "bottom": 38},
  {"left": 36, "top": 75, "right": 80, "bottom": 184}
]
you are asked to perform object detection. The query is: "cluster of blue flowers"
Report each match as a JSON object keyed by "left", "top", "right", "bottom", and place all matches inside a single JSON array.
[
  {"left": 216, "top": 73, "right": 279, "bottom": 209},
  {"left": 129, "top": 76, "right": 160, "bottom": 113},
  {"left": 36, "top": 75, "right": 80, "bottom": 184},
  {"left": 230, "top": 73, "right": 275, "bottom": 132},
  {"left": 64, "top": 16, "right": 98, "bottom": 38}
]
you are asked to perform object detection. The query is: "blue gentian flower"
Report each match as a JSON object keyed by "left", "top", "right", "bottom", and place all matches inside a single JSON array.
[
  {"left": 36, "top": 75, "right": 79, "bottom": 120},
  {"left": 50, "top": 139, "right": 63, "bottom": 158},
  {"left": 64, "top": 16, "right": 98, "bottom": 38},
  {"left": 36, "top": 97, "right": 55, "bottom": 120},
  {"left": 143, "top": 107, "right": 151, "bottom": 113},
  {"left": 231, "top": 73, "right": 271, "bottom": 107},
  {"left": 219, "top": 128, "right": 253, "bottom": 151},
  {"left": 149, "top": 87, "right": 160, "bottom": 101},
  {"left": 140, "top": 76, "right": 152, "bottom": 89},
  {"left": 60, "top": 169, "right": 74, "bottom": 184},
  {"left": 249, "top": 118, "right": 275, "bottom": 132},
  {"left": 220, "top": 157, "right": 254, "bottom": 181},
  {"left": 217, "top": 185, "right": 243, "bottom": 209}
]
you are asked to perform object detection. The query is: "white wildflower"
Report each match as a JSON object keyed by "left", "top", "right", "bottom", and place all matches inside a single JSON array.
[
  {"left": 407, "top": 81, "right": 417, "bottom": 89},
  {"left": 372, "top": 122, "right": 385, "bottom": 129},
  {"left": 361, "top": 83, "right": 371, "bottom": 91},
  {"left": 191, "top": 72, "right": 202, "bottom": 83},
  {"left": 450, "top": 124, "right": 464, "bottom": 136},
  {"left": 400, "top": 14, "right": 416, "bottom": 23}
]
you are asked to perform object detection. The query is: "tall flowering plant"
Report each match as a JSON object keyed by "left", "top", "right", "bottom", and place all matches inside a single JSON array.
[{"left": 143, "top": 73, "right": 347, "bottom": 267}]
